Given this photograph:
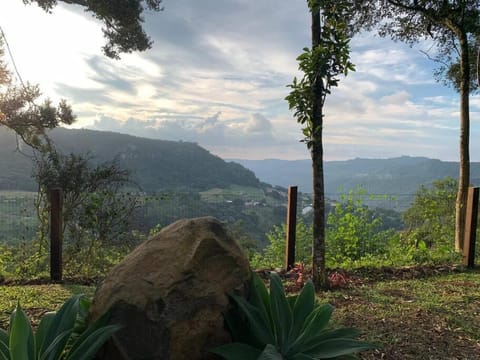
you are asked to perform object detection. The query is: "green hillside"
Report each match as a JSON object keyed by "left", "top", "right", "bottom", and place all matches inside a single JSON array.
[
  {"left": 0, "top": 127, "right": 260, "bottom": 193},
  {"left": 233, "top": 156, "right": 480, "bottom": 196}
]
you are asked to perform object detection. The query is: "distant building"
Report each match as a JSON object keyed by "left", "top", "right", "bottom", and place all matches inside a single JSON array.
[{"left": 302, "top": 206, "right": 313, "bottom": 215}]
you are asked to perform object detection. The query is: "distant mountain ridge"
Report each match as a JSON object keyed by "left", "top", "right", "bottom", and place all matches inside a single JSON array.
[
  {"left": 0, "top": 127, "right": 260, "bottom": 192},
  {"left": 2, "top": 125, "right": 479, "bottom": 200},
  {"left": 232, "top": 157, "right": 480, "bottom": 196}
]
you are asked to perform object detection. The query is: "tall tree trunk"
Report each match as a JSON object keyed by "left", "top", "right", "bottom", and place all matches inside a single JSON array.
[
  {"left": 311, "top": 6, "right": 328, "bottom": 289},
  {"left": 455, "top": 30, "right": 470, "bottom": 252}
]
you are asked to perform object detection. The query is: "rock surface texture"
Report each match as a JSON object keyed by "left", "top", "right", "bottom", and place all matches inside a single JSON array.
[{"left": 89, "top": 217, "right": 250, "bottom": 360}]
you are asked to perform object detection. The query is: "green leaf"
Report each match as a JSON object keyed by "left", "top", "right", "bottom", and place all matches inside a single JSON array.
[
  {"left": 9, "top": 303, "right": 34, "bottom": 360},
  {"left": 230, "top": 295, "right": 275, "bottom": 346},
  {"left": 0, "top": 329, "right": 9, "bottom": 360},
  {"left": 249, "top": 272, "right": 272, "bottom": 330},
  {"left": 258, "top": 344, "right": 283, "bottom": 360},
  {"left": 66, "top": 324, "right": 121, "bottom": 360},
  {"left": 302, "top": 303, "right": 334, "bottom": 335},
  {"left": 269, "top": 273, "right": 292, "bottom": 349},
  {"left": 290, "top": 354, "right": 316, "bottom": 360},
  {"left": 40, "top": 295, "right": 81, "bottom": 360},
  {"left": 286, "top": 295, "right": 297, "bottom": 311},
  {"left": 289, "top": 280, "right": 315, "bottom": 341},
  {"left": 210, "top": 343, "right": 262, "bottom": 360},
  {"left": 306, "top": 338, "right": 379, "bottom": 358},
  {"left": 289, "top": 304, "right": 334, "bottom": 354},
  {"left": 35, "top": 312, "right": 55, "bottom": 356},
  {"left": 40, "top": 330, "right": 73, "bottom": 360},
  {"left": 302, "top": 328, "right": 361, "bottom": 353}
]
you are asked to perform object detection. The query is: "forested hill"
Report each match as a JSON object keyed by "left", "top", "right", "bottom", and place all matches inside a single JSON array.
[
  {"left": 0, "top": 127, "right": 260, "bottom": 192},
  {"left": 232, "top": 157, "right": 480, "bottom": 195}
]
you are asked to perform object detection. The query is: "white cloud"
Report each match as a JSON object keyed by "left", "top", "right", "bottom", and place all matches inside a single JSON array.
[{"left": 0, "top": 0, "right": 477, "bottom": 161}]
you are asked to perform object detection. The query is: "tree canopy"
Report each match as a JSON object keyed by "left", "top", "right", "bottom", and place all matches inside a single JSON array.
[
  {"left": 352, "top": 0, "right": 480, "bottom": 250},
  {"left": 23, "top": 0, "right": 163, "bottom": 58}
]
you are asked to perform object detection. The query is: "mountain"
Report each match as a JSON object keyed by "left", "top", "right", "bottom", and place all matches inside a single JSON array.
[
  {"left": 0, "top": 127, "right": 260, "bottom": 192},
  {"left": 232, "top": 156, "right": 480, "bottom": 196}
]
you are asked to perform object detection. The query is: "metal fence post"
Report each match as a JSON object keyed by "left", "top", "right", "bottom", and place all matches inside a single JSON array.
[
  {"left": 50, "top": 188, "right": 63, "bottom": 282},
  {"left": 285, "top": 186, "right": 298, "bottom": 271},
  {"left": 463, "top": 186, "right": 479, "bottom": 268}
]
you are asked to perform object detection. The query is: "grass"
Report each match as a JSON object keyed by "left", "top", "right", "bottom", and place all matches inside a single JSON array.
[
  {"left": 320, "top": 269, "right": 480, "bottom": 359},
  {"left": 0, "top": 269, "right": 478, "bottom": 359},
  {"left": 0, "top": 284, "right": 94, "bottom": 329},
  {"left": 200, "top": 185, "right": 266, "bottom": 202}
]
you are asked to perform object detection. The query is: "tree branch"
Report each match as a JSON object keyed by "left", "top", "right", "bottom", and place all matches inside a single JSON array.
[{"left": 419, "top": 49, "right": 449, "bottom": 67}]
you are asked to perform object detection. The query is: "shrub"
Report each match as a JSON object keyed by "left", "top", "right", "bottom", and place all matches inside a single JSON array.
[
  {"left": 0, "top": 294, "right": 120, "bottom": 360},
  {"left": 250, "top": 220, "right": 312, "bottom": 269},
  {"left": 211, "top": 272, "right": 378, "bottom": 359}
]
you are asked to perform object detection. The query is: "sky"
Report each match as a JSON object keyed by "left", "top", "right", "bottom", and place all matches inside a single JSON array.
[{"left": 0, "top": 0, "right": 479, "bottom": 161}]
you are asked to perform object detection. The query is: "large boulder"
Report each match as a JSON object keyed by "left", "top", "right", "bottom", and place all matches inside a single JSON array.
[{"left": 89, "top": 217, "right": 250, "bottom": 360}]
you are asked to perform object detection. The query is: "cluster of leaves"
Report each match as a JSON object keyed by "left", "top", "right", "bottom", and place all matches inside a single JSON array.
[
  {"left": 286, "top": 0, "right": 355, "bottom": 148},
  {"left": 0, "top": 40, "right": 74, "bottom": 152},
  {"left": 24, "top": 0, "right": 163, "bottom": 59},
  {"left": 251, "top": 183, "right": 462, "bottom": 271},
  {"left": 326, "top": 190, "right": 394, "bottom": 264},
  {"left": 32, "top": 150, "right": 142, "bottom": 276},
  {"left": 212, "top": 272, "right": 377, "bottom": 359},
  {"left": 0, "top": 294, "right": 119, "bottom": 359},
  {"left": 250, "top": 220, "right": 312, "bottom": 269},
  {"left": 0, "top": 239, "right": 131, "bottom": 280},
  {"left": 403, "top": 177, "right": 456, "bottom": 249}
]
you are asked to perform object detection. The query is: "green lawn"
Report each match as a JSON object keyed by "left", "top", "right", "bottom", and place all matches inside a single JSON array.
[
  {"left": 0, "top": 269, "right": 478, "bottom": 359},
  {"left": 321, "top": 269, "right": 480, "bottom": 359},
  {"left": 0, "top": 284, "right": 94, "bottom": 329}
]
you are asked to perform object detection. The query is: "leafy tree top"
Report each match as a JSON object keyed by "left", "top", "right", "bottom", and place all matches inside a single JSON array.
[
  {"left": 23, "top": 0, "right": 163, "bottom": 59},
  {"left": 353, "top": 0, "right": 480, "bottom": 91}
]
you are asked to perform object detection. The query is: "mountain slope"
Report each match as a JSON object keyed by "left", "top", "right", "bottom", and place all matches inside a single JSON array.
[
  {"left": 233, "top": 156, "right": 480, "bottom": 195},
  {"left": 0, "top": 127, "right": 260, "bottom": 192}
]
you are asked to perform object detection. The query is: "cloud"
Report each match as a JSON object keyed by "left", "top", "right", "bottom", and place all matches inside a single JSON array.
[
  {"left": 1, "top": 0, "right": 478, "bottom": 161},
  {"left": 89, "top": 110, "right": 285, "bottom": 150}
]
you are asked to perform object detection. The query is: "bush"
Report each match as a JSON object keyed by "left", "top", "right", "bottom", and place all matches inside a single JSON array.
[
  {"left": 250, "top": 220, "right": 312, "bottom": 269},
  {"left": 0, "top": 294, "right": 120, "bottom": 360},
  {"left": 212, "top": 272, "right": 378, "bottom": 359}
]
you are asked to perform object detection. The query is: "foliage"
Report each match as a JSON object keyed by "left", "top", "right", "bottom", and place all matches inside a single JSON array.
[
  {"left": 0, "top": 294, "right": 120, "bottom": 360},
  {"left": 326, "top": 190, "right": 392, "bottom": 264},
  {"left": 403, "top": 177, "right": 457, "bottom": 249},
  {"left": 211, "top": 272, "right": 378, "bottom": 359},
  {"left": 285, "top": 0, "right": 355, "bottom": 148},
  {"left": 32, "top": 150, "right": 141, "bottom": 274},
  {"left": 0, "top": 41, "right": 74, "bottom": 152},
  {"left": 24, "top": 0, "right": 163, "bottom": 59},
  {"left": 352, "top": 0, "right": 480, "bottom": 250},
  {"left": 250, "top": 220, "right": 312, "bottom": 269},
  {"left": 285, "top": 0, "right": 356, "bottom": 289}
]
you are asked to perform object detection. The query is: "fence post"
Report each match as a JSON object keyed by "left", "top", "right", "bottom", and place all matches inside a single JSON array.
[
  {"left": 50, "top": 188, "right": 63, "bottom": 282},
  {"left": 463, "top": 186, "right": 479, "bottom": 268},
  {"left": 285, "top": 186, "right": 298, "bottom": 271}
]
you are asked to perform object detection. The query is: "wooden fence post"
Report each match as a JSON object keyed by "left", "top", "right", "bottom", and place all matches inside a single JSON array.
[
  {"left": 50, "top": 188, "right": 63, "bottom": 282},
  {"left": 285, "top": 186, "right": 298, "bottom": 271},
  {"left": 463, "top": 186, "right": 479, "bottom": 268}
]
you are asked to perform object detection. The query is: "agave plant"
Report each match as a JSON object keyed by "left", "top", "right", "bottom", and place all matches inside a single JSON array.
[
  {"left": 212, "top": 272, "right": 379, "bottom": 360},
  {"left": 0, "top": 294, "right": 120, "bottom": 360}
]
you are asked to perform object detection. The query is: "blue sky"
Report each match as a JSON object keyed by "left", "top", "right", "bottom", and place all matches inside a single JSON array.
[{"left": 1, "top": 0, "right": 479, "bottom": 161}]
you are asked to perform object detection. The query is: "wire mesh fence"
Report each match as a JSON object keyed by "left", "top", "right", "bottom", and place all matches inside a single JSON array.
[
  {"left": 0, "top": 191, "right": 419, "bottom": 244},
  {"left": 1, "top": 189, "right": 469, "bottom": 269},
  {"left": 0, "top": 192, "right": 38, "bottom": 244}
]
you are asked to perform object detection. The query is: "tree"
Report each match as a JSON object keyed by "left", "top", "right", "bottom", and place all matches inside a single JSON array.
[
  {"left": 23, "top": 0, "right": 163, "bottom": 59},
  {"left": 0, "top": 40, "right": 75, "bottom": 152},
  {"left": 403, "top": 177, "right": 457, "bottom": 250},
  {"left": 286, "top": 0, "right": 355, "bottom": 289},
  {"left": 353, "top": 0, "right": 480, "bottom": 252},
  {"left": 33, "top": 149, "right": 141, "bottom": 275}
]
